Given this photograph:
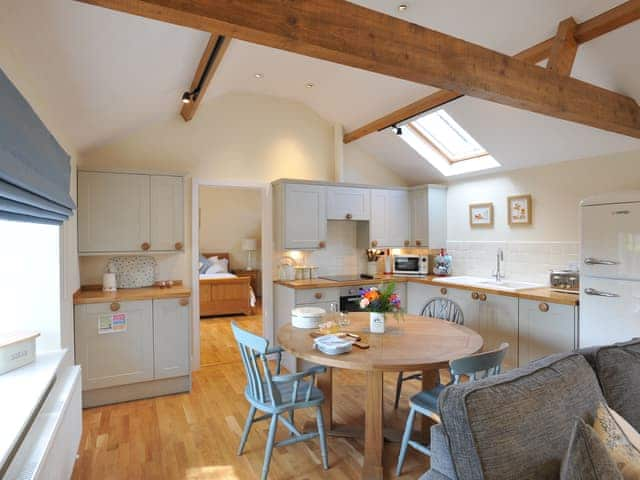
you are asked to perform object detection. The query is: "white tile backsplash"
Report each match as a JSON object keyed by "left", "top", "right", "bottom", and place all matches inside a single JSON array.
[{"left": 446, "top": 240, "right": 580, "bottom": 285}]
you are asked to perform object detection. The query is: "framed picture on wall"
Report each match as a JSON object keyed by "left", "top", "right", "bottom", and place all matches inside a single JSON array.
[
  {"left": 469, "top": 203, "right": 494, "bottom": 228},
  {"left": 508, "top": 194, "right": 533, "bottom": 226}
]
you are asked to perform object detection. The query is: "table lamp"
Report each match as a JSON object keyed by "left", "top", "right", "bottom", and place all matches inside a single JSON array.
[{"left": 241, "top": 238, "right": 258, "bottom": 270}]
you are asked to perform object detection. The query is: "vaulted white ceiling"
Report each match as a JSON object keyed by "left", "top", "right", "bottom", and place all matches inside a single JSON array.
[{"left": 1, "top": 0, "right": 639, "bottom": 184}]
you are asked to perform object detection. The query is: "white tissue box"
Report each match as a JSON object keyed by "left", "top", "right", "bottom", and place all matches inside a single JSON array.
[{"left": 0, "top": 331, "right": 39, "bottom": 375}]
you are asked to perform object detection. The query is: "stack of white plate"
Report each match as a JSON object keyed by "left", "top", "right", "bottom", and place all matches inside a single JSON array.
[
  {"left": 291, "top": 307, "right": 326, "bottom": 329},
  {"left": 314, "top": 334, "right": 353, "bottom": 355}
]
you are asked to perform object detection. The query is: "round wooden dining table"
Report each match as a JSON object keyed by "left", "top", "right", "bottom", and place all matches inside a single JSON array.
[{"left": 277, "top": 312, "right": 483, "bottom": 480}]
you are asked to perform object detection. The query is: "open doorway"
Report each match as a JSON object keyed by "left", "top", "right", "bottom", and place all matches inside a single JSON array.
[{"left": 196, "top": 184, "right": 264, "bottom": 367}]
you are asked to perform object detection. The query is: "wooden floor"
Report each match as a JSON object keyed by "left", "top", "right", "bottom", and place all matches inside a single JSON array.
[{"left": 72, "top": 305, "right": 431, "bottom": 479}]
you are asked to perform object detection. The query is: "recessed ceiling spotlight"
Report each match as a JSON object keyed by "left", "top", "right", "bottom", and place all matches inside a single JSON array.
[
  {"left": 254, "top": 73, "right": 263, "bottom": 79},
  {"left": 398, "top": 4, "right": 408, "bottom": 12},
  {"left": 305, "top": 82, "right": 315, "bottom": 88}
]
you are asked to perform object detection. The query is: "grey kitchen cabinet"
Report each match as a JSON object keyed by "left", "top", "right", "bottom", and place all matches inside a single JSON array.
[
  {"left": 274, "top": 182, "right": 327, "bottom": 250},
  {"left": 518, "top": 299, "right": 577, "bottom": 366},
  {"left": 326, "top": 186, "right": 370, "bottom": 221},
  {"left": 78, "top": 171, "right": 150, "bottom": 253},
  {"left": 409, "top": 185, "right": 447, "bottom": 249},
  {"left": 369, "top": 188, "right": 411, "bottom": 248},
  {"left": 75, "top": 300, "right": 154, "bottom": 390},
  {"left": 153, "top": 298, "right": 191, "bottom": 379},
  {"left": 78, "top": 171, "right": 184, "bottom": 254},
  {"left": 476, "top": 293, "right": 519, "bottom": 370},
  {"left": 150, "top": 175, "right": 185, "bottom": 252}
]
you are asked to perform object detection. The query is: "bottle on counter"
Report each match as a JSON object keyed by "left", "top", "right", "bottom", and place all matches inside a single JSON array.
[{"left": 384, "top": 249, "right": 392, "bottom": 274}]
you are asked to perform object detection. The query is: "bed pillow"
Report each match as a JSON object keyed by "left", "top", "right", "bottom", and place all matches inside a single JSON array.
[
  {"left": 198, "top": 254, "right": 210, "bottom": 274},
  {"left": 204, "top": 257, "right": 228, "bottom": 274}
]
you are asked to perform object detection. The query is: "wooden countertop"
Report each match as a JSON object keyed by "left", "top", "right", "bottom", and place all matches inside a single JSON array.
[
  {"left": 274, "top": 275, "right": 579, "bottom": 306},
  {"left": 74, "top": 285, "right": 191, "bottom": 305}
]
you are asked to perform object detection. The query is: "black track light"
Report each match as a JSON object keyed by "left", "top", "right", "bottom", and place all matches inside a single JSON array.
[
  {"left": 181, "top": 91, "right": 194, "bottom": 104},
  {"left": 391, "top": 125, "right": 403, "bottom": 136}
]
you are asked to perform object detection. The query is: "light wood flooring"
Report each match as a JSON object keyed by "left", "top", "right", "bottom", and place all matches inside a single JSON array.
[{"left": 72, "top": 305, "right": 431, "bottom": 479}]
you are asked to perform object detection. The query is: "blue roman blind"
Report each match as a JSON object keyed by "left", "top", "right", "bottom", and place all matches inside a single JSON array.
[{"left": 0, "top": 67, "right": 75, "bottom": 225}]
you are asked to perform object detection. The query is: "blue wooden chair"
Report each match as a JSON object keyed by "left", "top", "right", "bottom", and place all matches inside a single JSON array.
[
  {"left": 231, "top": 322, "right": 329, "bottom": 480},
  {"left": 396, "top": 342, "right": 509, "bottom": 476},
  {"left": 394, "top": 297, "right": 465, "bottom": 409}
]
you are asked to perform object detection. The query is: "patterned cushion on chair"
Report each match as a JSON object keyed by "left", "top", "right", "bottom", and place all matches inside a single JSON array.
[{"left": 561, "top": 418, "right": 622, "bottom": 480}]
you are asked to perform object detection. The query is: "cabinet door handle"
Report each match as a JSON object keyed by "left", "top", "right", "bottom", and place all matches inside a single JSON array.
[
  {"left": 179, "top": 298, "right": 189, "bottom": 307},
  {"left": 175, "top": 242, "right": 183, "bottom": 250},
  {"left": 538, "top": 303, "right": 549, "bottom": 312},
  {"left": 404, "top": 240, "right": 410, "bottom": 247},
  {"left": 110, "top": 302, "right": 120, "bottom": 312},
  {"left": 584, "top": 257, "right": 619, "bottom": 266},
  {"left": 314, "top": 292, "right": 323, "bottom": 300},
  {"left": 318, "top": 241, "right": 326, "bottom": 249},
  {"left": 440, "top": 287, "right": 448, "bottom": 295},
  {"left": 415, "top": 240, "right": 422, "bottom": 247},
  {"left": 584, "top": 288, "right": 620, "bottom": 298},
  {"left": 479, "top": 293, "right": 487, "bottom": 302},
  {"left": 345, "top": 213, "right": 353, "bottom": 220},
  {"left": 371, "top": 240, "right": 378, "bottom": 248},
  {"left": 141, "top": 242, "right": 151, "bottom": 251},
  {"left": 471, "top": 292, "right": 479, "bottom": 300}
]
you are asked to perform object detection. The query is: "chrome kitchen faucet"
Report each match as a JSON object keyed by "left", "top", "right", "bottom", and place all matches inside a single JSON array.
[{"left": 494, "top": 248, "right": 505, "bottom": 282}]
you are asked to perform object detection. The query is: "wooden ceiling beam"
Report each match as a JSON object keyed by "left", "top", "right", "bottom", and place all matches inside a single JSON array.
[
  {"left": 547, "top": 18, "right": 578, "bottom": 76},
  {"left": 181, "top": 33, "right": 231, "bottom": 121},
  {"left": 344, "top": 0, "right": 640, "bottom": 143},
  {"left": 75, "top": 0, "right": 640, "bottom": 139}
]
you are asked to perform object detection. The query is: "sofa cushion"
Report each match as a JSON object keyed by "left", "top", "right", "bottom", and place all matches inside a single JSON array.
[
  {"left": 593, "top": 404, "right": 640, "bottom": 479},
  {"left": 439, "top": 353, "right": 605, "bottom": 480},
  {"left": 429, "top": 423, "right": 457, "bottom": 479},
  {"left": 580, "top": 339, "right": 640, "bottom": 432},
  {"left": 560, "top": 417, "right": 622, "bottom": 480}
]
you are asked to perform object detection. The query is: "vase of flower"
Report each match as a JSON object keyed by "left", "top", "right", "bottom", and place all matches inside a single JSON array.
[{"left": 359, "top": 282, "right": 403, "bottom": 335}]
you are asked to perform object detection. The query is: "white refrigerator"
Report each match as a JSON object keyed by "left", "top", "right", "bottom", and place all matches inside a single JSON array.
[{"left": 580, "top": 192, "right": 640, "bottom": 348}]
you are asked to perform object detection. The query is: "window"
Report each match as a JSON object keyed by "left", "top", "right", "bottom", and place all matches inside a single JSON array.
[
  {"left": 400, "top": 109, "right": 500, "bottom": 176},
  {"left": 0, "top": 219, "right": 60, "bottom": 352}
]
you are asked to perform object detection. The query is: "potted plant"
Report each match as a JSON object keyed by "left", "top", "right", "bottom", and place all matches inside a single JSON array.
[{"left": 359, "top": 282, "right": 403, "bottom": 334}]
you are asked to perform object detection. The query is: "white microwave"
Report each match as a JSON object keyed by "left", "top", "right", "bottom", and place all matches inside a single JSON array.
[{"left": 392, "top": 255, "right": 429, "bottom": 275}]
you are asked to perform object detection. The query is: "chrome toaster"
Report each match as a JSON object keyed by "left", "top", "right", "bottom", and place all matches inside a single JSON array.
[{"left": 550, "top": 270, "right": 579, "bottom": 294}]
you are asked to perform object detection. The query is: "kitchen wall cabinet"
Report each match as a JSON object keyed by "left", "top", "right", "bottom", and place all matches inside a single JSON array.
[
  {"left": 410, "top": 185, "right": 447, "bottom": 249},
  {"left": 78, "top": 171, "right": 184, "bottom": 254},
  {"left": 78, "top": 172, "right": 150, "bottom": 253},
  {"left": 369, "top": 189, "right": 410, "bottom": 248},
  {"left": 75, "top": 300, "right": 154, "bottom": 390},
  {"left": 150, "top": 175, "right": 185, "bottom": 252},
  {"left": 274, "top": 182, "right": 327, "bottom": 250},
  {"left": 518, "top": 299, "right": 577, "bottom": 366},
  {"left": 153, "top": 298, "right": 190, "bottom": 379},
  {"left": 327, "top": 186, "right": 370, "bottom": 221}
]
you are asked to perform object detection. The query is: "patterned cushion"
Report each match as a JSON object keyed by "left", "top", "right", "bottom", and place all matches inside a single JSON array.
[
  {"left": 581, "top": 339, "right": 640, "bottom": 432},
  {"left": 439, "top": 353, "right": 606, "bottom": 480},
  {"left": 593, "top": 404, "right": 640, "bottom": 479},
  {"left": 561, "top": 418, "right": 622, "bottom": 480}
]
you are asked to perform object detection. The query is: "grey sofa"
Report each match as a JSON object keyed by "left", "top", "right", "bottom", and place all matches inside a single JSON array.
[{"left": 423, "top": 339, "right": 640, "bottom": 480}]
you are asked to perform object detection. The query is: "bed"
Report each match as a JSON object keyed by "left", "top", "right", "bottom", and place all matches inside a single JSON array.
[{"left": 199, "top": 252, "right": 255, "bottom": 317}]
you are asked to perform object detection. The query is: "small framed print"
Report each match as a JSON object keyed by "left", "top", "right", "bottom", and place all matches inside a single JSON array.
[
  {"left": 469, "top": 203, "right": 494, "bottom": 228},
  {"left": 508, "top": 194, "right": 533, "bottom": 226}
]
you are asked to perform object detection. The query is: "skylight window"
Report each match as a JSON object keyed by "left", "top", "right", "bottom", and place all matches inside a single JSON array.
[{"left": 399, "top": 109, "right": 500, "bottom": 176}]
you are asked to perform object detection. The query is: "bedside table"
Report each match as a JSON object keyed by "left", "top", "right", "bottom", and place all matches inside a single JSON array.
[{"left": 233, "top": 269, "right": 261, "bottom": 297}]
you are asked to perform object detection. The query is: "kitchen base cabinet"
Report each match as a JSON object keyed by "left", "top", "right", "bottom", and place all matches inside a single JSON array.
[
  {"left": 75, "top": 300, "right": 154, "bottom": 391},
  {"left": 154, "top": 298, "right": 190, "bottom": 379},
  {"left": 75, "top": 296, "right": 191, "bottom": 408},
  {"left": 518, "top": 300, "right": 577, "bottom": 366},
  {"left": 477, "top": 294, "right": 519, "bottom": 370}
]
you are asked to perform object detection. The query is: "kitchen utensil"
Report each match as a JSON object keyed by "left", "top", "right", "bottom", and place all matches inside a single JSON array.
[
  {"left": 291, "top": 306, "right": 326, "bottom": 328},
  {"left": 313, "top": 334, "right": 353, "bottom": 355}
]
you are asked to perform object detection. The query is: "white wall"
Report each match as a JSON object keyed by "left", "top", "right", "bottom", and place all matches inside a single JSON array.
[
  {"left": 0, "top": 39, "right": 80, "bottom": 365},
  {"left": 199, "top": 186, "right": 262, "bottom": 271},
  {"left": 446, "top": 149, "right": 640, "bottom": 283},
  {"left": 343, "top": 142, "right": 408, "bottom": 186}
]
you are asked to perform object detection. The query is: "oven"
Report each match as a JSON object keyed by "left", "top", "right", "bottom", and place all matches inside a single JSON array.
[{"left": 339, "top": 286, "right": 365, "bottom": 312}]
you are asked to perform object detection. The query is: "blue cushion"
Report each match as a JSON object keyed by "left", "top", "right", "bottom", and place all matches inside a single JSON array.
[{"left": 410, "top": 384, "right": 446, "bottom": 415}]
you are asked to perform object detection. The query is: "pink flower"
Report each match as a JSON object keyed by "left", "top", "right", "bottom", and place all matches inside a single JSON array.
[{"left": 360, "top": 298, "right": 370, "bottom": 309}]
